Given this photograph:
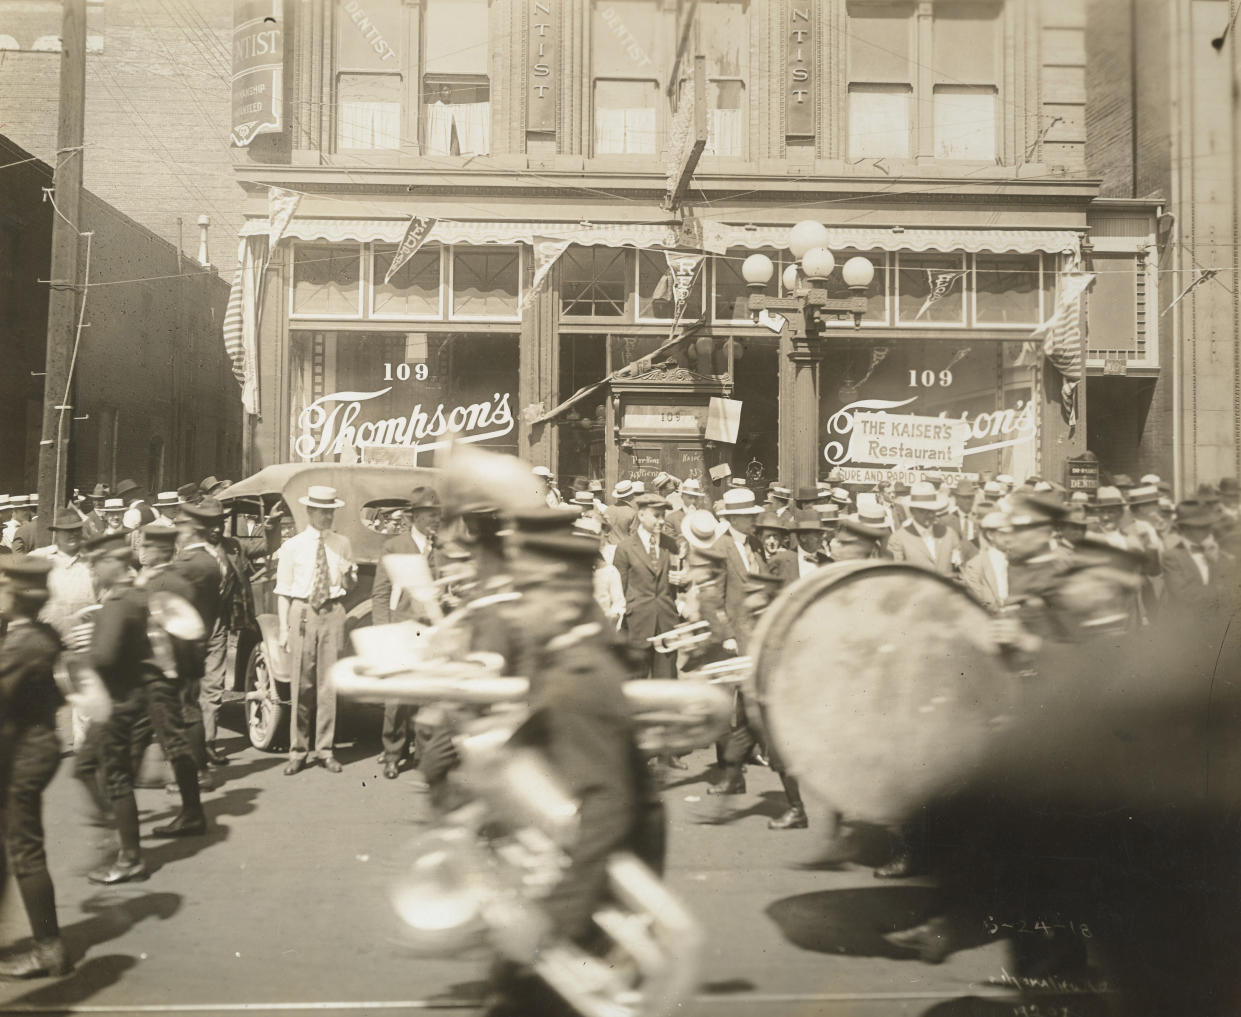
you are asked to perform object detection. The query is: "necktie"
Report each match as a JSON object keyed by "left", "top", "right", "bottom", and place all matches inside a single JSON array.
[
  {"left": 309, "top": 536, "right": 330, "bottom": 610},
  {"left": 649, "top": 533, "right": 660, "bottom": 567}
]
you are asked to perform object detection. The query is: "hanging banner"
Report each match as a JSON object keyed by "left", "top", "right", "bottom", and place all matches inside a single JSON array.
[
  {"left": 522, "top": 236, "right": 572, "bottom": 308},
  {"left": 384, "top": 216, "right": 437, "bottom": 284},
  {"left": 231, "top": 0, "right": 283, "bottom": 147}
]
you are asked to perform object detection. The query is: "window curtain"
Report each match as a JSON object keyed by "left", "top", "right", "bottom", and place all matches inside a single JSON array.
[
  {"left": 338, "top": 100, "right": 401, "bottom": 149},
  {"left": 707, "top": 109, "right": 743, "bottom": 156},
  {"left": 595, "top": 108, "right": 656, "bottom": 154},
  {"left": 425, "top": 101, "right": 491, "bottom": 155}
]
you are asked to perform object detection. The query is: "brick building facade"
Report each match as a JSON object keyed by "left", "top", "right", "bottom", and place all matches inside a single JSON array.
[
  {"left": 225, "top": 0, "right": 1139, "bottom": 497},
  {"left": 0, "top": 135, "right": 240, "bottom": 495}
]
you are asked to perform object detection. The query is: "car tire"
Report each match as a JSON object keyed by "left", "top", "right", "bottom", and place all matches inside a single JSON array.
[{"left": 245, "top": 642, "right": 288, "bottom": 752}]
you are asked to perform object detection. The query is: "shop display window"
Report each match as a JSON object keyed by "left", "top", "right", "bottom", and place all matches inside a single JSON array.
[
  {"left": 291, "top": 244, "right": 362, "bottom": 318},
  {"left": 561, "top": 247, "right": 631, "bottom": 318},
  {"left": 450, "top": 246, "right": 520, "bottom": 319},
  {"left": 289, "top": 330, "right": 519, "bottom": 463},
  {"left": 636, "top": 249, "right": 704, "bottom": 321},
  {"left": 372, "top": 245, "right": 442, "bottom": 318},
  {"left": 820, "top": 339, "right": 1036, "bottom": 482},
  {"left": 974, "top": 253, "right": 1042, "bottom": 326},
  {"left": 820, "top": 250, "right": 889, "bottom": 325},
  {"left": 896, "top": 253, "right": 966, "bottom": 325},
  {"left": 713, "top": 247, "right": 781, "bottom": 322}
]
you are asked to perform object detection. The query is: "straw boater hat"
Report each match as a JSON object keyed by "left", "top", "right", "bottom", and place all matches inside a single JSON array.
[
  {"left": 1127, "top": 484, "right": 1160, "bottom": 506},
  {"left": 768, "top": 485, "right": 792, "bottom": 503},
  {"left": 814, "top": 503, "right": 841, "bottom": 522},
  {"left": 571, "top": 490, "right": 596, "bottom": 507},
  {"left": 532, "top": 465, "right": 553, "bottom": 480},
  {"left": 631, "top": 481, "right": 646, "bottom": 495},
  {"left": 717, "top": 488, "right": 763, "bottom": 516},
  {"left": 299, "top": 485, "right": 345, "bottom": 509},
  {"left": 651, "top": 471, "right": 677, "bottom": 492},
  {"left": 729, "top": 477, "right": 748, "bottom": 488},
  {"left": 612, "top": 479, "right": 635, "bottom": 501},
  {"left": 101, "top": 497, "right": 126, "bottom": 515},
  {"left": 153, "top": 491, "right": 180, "bottom": 509},
  {"left": 8, "top": 495, "right": 27, "bottom": 509},
  {"left": 572, "top": 514, "right": 603, "bottom": 539},
  {"left": 682, "top": 509, "right": 728, "bottom": 551},
  {"left": 830, "top": 487, "right": 851, "bottom": 507},
  {"left": 679, "top": 477, "right": 705, "bottom": 499},
  {"left": 1093, "top": 486, "right": 1125, "bottom": 509},
  {"left": 838, "top": 510, "right": 889, "bottom": 541},
  {"left": 907, "top": 481, "right": 948, "bottom": 512}
]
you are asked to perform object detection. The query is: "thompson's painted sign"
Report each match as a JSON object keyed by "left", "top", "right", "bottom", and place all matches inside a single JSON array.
[{"left": 294, "top": 388, "right": 515, "bottom": 461}]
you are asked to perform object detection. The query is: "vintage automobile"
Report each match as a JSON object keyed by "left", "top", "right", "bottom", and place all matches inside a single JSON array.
[{"left": 216, "top": 462, "right": 440, "bottom": 751}]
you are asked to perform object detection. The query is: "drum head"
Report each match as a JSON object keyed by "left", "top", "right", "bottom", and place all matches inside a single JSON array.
[{"left": 750, "top": 561, "right": 1014, "bottom": 825}]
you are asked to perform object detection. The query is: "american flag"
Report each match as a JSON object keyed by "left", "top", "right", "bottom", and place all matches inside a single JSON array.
[
  {"left": 221, "top": 238, "right": 252, "bottom": 409},
  {"left": 1032, "top": 271, "right": 1095, "bottom": 425}
]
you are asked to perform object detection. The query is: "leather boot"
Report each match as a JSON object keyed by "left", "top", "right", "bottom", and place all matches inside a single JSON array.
[
  {"left": 768, "top": 773, "right": 808, "bottom": 828},
  {"left": 707, "top": 765, "right": 746, "bottom": 795},
  {"left": 883, "top": 916, "right": 954, "bottom": 964},
  {"left": 0, "top": 938, "right": 72, "bottom": 980},
  {"left": 87, "top": 852, "right": 149, "bottom": 886}
]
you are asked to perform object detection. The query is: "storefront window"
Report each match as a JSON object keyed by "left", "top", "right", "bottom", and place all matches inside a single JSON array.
[
  {"left": 896, "top": 253, "right": 966, "bottom": 324},
  {"left": 821, "top": 250, "right": 888, "bottom": 325},
  {"left": 561, "top": 247, "right": 631, "bottom": 318},
  {"left": 451, "top": 246, "right": 520, "bottom": 318},
  {"left": 636, "top": 250, "right": 704, "bottom": 321},
  {"left": 714, "top": 247, "right": 780, "bottom": 322},
  {"left": 289, "top": 330, "right": 518, "bottom": 463},
  {"left": 974, "top": 253, "right": 1041, "bottom": 325},
  {"left": 372, "top": 245, "right": 442, "bottom": 318},
  {"left": 557, "top": 335, "right": 609, "bottom": 485},
  {"left": 820, "top": 339, "right": 1037, "bottom": 483},
  {"left": 291, "top": 244, "right": 362, "bottom": 317}
]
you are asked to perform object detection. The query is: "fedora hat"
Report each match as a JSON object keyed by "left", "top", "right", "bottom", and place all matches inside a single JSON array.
[
  {"left": 179, "top": 497, "right": 225, "bottom": 523},
  {"left": 87, "top": 483, "right": 109, "bottom": 499},
  {"left": 1175, "top": 499, "right": 1216, "bottom": 528},
  {"left": 299, "top": 485, "right": 345, "bottom": 509},
  {"left": 953, "top": 478, "right": 977, "bottom": 497},
  {"left": 1111, "top": 473, "right": 1135, "bottom": 489},
  {"left": 682, "top": 509, "right": 726, "bottom": 550},
  {"left": 718, "top": 488, "right": 762, "bottom": 516},
  {"left": 115, "top": 479, "right": 144, "bottom": 498},
  {"left": 49, "top": 510, "right": 84, "bottom": 531},
  {"left": 790, "top": 509, "right": 822, "bottom": 532},
  {"left": 755, "top": 510, "right": 789, "bottom": 532},
  {"left": 855, "top": 503, "right": 890, "bottom": 530},
  {"left": 1218, "top": 477, "right": 1238, "bottom": 495},
  {"left": 825, "top": 467, "right": 845, "bottom": 484},
  {"left": 140, "top": 521, "right": 180, "bottom": 545},
  {"left": 83, "top": 531, "right": 131, "bottom": 558},
  {"left": 652, "top": 471, "right": 677, "bottom": 491},
  {"left": 588, "top": 479, "right": 605, "bottom": 493},
  {"left": 907, "top": 481, "right": 947, "bottom": 512},
  {"left": 1068, "top": 490, "right": 1090, "bottom": 504},
  {"left": 795, "top": 485, "right": 821, "bottom": 504},
  {"left": 406, "top": 486, "right": 441, "bottom": 511},
  {"left": 679, "top": 477, "right": 705, "bottom": 498},
  {"left": 612, "top": 480, "right": 635, "bottom": 500}
]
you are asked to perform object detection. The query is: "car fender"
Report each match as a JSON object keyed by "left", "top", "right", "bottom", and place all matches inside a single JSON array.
[{"left": 255, "top": 613, "right": 291, "bottom": 685}]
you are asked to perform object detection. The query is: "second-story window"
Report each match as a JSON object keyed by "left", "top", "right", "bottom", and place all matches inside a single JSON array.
[
  {"left": 591, "top": 1, "right": 671, "bottom": 156},
  {"left": 699, "top": 0, "right": 749, "bottom": 158},
  {"left": 422, "top": 0, "right": 491, "bottom": 155},
  {"left": 846, "top": 0, "right": 1001, "bottom": 162},
  {"left": 334, "top": 0, "right": 491, "bottom": 155}
]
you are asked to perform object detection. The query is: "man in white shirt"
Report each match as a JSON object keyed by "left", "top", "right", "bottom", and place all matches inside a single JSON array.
[
  {"left": 28, "top": 511, "right": 96, "bottom": 635},
  {"left": 276, "top": 485, "right": 357, "bottom": 775}
]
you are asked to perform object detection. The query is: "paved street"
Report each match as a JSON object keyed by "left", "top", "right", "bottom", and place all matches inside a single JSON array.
[{"left": 0, "top": 707, "right": 1099, "bottom": 1017}]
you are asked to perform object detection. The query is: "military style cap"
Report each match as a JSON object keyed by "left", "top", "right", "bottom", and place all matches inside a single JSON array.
[
  {"left": 84, "top": 531, "right": 130, "bottom": 557},
  {"left": 141, "top": 521, "right": 180, "bottom": 545},
  {"left": 0, "top": 555, "right": 54, "bottom": 592},
  {"left": 1007, "top": 493, "right": 1068, "bottom": 528},
  {"left": 511, "top": 507, "right": 578, "bottom": 534},
  {"left": 49, "top": 510, "right": 84, "bottom": 531},
  {"left": 1071, "top": 533, "right": 1148, "bottom": 573}
]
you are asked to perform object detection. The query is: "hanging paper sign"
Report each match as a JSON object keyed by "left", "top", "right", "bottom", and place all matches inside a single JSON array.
[
  {"left": 231, "top": 0, "right": 283, "bottom": 146},
  {"left": 845, "top": 412, "right": 970, "bottom": 469},
  {"left": 294, "top": 388, "right": 515, "bottom": 461},
  {"left": 706, "top": 396, "right": 743, "bottom": 444}
]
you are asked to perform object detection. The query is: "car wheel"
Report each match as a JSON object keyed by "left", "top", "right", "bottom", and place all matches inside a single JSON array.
[{"left": 245, "top": 642, "right": 287, "bottom": 752}]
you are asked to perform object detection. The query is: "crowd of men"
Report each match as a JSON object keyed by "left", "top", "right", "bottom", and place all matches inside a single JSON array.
[{"left": 1, "top": 459, "right": 1239, "bottom": 1012}]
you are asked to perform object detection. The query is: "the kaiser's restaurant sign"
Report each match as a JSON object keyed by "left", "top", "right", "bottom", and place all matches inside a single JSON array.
[{"left": 231, "top": 0, "right": 283, "bottom": 146}]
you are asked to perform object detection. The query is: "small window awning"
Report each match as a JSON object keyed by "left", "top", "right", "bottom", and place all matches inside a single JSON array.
[{"left": 240, "top": 217, "right": 1081, "bottom": 257}]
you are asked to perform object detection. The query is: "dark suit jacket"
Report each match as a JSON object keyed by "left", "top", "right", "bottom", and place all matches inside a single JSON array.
[
  {"left": 766, "top": 549, "right": 800, "bottom": 587},
  {"left": 12, "top": 521, "right": 38, "bottom": 554},
  {"left": 716, "top": 530, "right": 765, "bottom": 653},
  {"left": 173, "top": 545, "right": 224, "bottom": 635},
  {"left": 1162, "top": 544, "right": 1234, "bottom": 616},
  {"left": 944, "top": 510, "right": 981, "bottom": 561},
  {"left": 0, "top": 620, "right": 63, "bottom": 729},
  {"left": 612, "top": 530, "right": 681, "bottom": 646},
  {"left": 606, "top": 503, "right": 637, "bottom": 542},
  {"left": 372, "top": 531, "right": 437, "bottom": 625},
  {"left": 82, "top": 511, "right": 107, "bottom": 541}
]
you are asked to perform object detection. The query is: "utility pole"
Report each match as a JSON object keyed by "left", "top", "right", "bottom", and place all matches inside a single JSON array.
[{"left": 36, "top": 0, "right": 86, "bottom": 545}]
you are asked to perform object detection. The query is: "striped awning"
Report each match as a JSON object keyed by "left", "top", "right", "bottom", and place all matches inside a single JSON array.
[{"left": 239, "top": 217, "right": 1081, "bottom": 257}]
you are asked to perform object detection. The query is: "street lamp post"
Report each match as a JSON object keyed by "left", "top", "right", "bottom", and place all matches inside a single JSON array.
[{"left": 742, "top": 221, "right": 876, "bottom": 492}]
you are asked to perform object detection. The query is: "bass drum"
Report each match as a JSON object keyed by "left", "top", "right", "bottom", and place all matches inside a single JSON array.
[{"left": 748, "top": 561, "right": 1015, "bottom": 826}]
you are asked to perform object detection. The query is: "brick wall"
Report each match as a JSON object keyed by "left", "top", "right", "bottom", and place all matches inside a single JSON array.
[
  {"left": 1084, "top": 0, "right": 1136, "bottom": 196},
  {"left": 0, "top": 0, "right": 244, "bottom": 270},
  {"left": 0, "top": 136, "right": 241, "bottom": 496}
]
